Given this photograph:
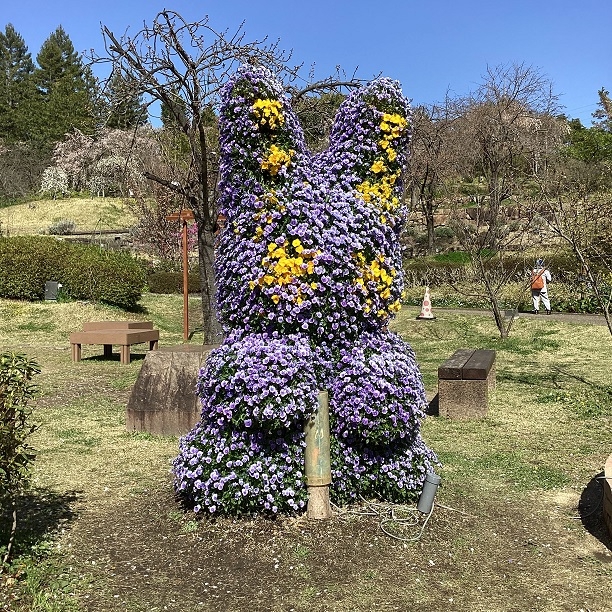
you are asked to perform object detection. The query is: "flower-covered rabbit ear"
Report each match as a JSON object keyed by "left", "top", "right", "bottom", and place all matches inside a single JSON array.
[
  {"left": 218, "top": 65, "right": 308, "bottom": 215},
  {"left": 315, "top": 78, "right": 411, "bottom": 222}
]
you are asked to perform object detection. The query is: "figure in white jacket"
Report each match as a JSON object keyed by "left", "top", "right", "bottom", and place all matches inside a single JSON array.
[{"left": 531, "top": 258, "right": 552, "bottom": 314}]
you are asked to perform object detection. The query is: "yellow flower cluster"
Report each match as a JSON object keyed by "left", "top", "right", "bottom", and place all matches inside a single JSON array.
[
  {"left": 354, "top": 252, "right": 400, "bottom": 319},
  {"left": 375, "top": 113, "right": 406, "bottom": 165},
  {"left": 252, "top": 192, "right": 287, "bottom": 241},
  {"left": 249, "top": 238, "right": 319, "bottom": 305},
  {"left": 356, "top": 112, "right": 407, "bottom": 217},
  {"left": 261, "top": 144, "right": 295, "bottom": 176},
  {"left": 356, "top": 172, "right": 401, "bottom": 213},
  {"left": 380, "top": 112, "right": 407, "bottom": 136},
  {"left": 252, "top": 98, "right": 285, "bottom": 130}
]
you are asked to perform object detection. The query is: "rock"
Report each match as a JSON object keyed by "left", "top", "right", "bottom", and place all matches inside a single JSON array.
[{"left": 125, "top": 344, "right": 219, "bottom": 436}]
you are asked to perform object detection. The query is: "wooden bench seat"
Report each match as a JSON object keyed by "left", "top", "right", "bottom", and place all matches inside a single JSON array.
[
  {"left": 82, "top": 321, "right": 154, "bottom": 331},
  {"left": 438, "top": 348, "right": 496, "bottom": 419},
  {"left": 70, "top": 321, "right": 159, "bottom": 365}
]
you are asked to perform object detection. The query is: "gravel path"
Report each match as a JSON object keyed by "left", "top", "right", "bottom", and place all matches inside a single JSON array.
[{"left": 430, "top": 307, "right": 609, "bottom": 326}]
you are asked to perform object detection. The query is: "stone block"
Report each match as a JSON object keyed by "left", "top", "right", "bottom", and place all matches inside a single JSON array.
[
  {"left": 438, "top": 378, "right": 489, "bottom": 420},
  {"left": 125, "top": 344, "right": 219, "bottom": 436}
]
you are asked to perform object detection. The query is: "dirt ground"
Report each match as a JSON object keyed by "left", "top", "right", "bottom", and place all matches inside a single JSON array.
[{"left": 45, "top": 473, "right": 610, "bottom": 612}]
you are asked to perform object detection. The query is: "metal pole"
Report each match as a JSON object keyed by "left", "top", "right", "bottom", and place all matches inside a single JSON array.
[
  {"left": 182, "top": 220, "right": 189, "bottom": 342},
  {"left": 304, "top": 390, "right": 332, "bottom": 518}
]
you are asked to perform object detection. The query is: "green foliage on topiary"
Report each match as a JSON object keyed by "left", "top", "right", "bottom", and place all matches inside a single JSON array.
[{"left": 0, "top": 236, "right": 145, "bottom": 309}]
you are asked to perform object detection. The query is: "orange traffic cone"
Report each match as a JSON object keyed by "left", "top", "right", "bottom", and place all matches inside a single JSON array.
[{"left": 416, "top": 286, "right": 436, "bottom": 320}]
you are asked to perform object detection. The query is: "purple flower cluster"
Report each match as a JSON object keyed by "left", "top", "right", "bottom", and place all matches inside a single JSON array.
[
  {"left": 173, "top": 66, "right": 437, "bottom": 516},
  {"left": 327, "top": 331, "right": 437, "bottom": 505}
]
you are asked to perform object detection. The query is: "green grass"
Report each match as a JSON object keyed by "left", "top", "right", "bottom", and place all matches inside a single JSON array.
[{"left": 2, "top": 296, "right": 612, "bottom": 610}]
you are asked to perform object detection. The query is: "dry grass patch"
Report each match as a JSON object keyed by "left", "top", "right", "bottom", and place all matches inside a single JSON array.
[{"left": 0, "top": 197, "right": 136, "bottom": 235}]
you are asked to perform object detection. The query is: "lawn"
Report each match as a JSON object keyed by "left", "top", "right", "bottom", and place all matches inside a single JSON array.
[{"left": 1, "top": 294, "right": 612, "bottom": 611}]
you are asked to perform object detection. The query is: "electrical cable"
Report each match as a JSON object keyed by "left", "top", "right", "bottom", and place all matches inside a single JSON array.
[
  {"left": 380, "top": 503, "right": 435, "bottom": 542},
  {"left": 334, "top": 496, "right": 436, "bottom": 542}
]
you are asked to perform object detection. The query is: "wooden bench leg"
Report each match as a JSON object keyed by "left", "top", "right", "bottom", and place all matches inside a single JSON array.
[
  {"left": 103, "top": 344, "right": 113, "bottom": 359},
  {"left": 71, "top": 343, "right": 82, "bottom": 362},
  {"left": 150, "top": 340, "right": 158, "bottom": 351},
  {"left": 120, "top": 345, "right": 130, "bottom": 365}
]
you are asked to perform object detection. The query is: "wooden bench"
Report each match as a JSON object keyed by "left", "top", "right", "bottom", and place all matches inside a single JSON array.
[
  {"left": 70, "top": 321, "right": 159, "bottom": 365},
  {"left": 437, "top": 348, "right": 496, "bottom": 419}
]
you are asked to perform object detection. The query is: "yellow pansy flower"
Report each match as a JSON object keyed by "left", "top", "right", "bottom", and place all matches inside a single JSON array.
[
  {"left": 252, "top": 99, "right": 285, "bottom": 130},
  {"left": 371, "top": 160, "right": 386, "bottom": 174}
]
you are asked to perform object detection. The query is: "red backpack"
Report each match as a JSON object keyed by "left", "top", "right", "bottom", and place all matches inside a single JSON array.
[{"left": 531, "top": 269, "right": 546, "bottom": 290}]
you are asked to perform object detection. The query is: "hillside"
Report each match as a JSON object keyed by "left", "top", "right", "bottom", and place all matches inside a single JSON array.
[{"left": 0, "top": 197, "right": 137, "bottom": 236}]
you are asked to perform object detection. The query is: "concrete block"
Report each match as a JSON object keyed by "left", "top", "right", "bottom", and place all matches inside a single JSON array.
[{"left": 438, "top": 378, "right": 489, "bottom": 420}]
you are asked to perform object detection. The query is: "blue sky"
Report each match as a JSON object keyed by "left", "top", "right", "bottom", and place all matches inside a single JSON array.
[{"left": 3, "top": 0, "right": 610, "bottom": 125}]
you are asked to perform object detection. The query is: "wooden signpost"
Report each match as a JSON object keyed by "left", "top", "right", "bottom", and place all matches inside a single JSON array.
[{"left": 166, "top": 209, "right": 195, "bottom": 342}]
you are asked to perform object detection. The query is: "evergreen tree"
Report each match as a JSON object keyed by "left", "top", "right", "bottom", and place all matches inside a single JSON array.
[
  {"left": 0, "top": 24, "right": 35, "bottom": 141},
  {"left": 593, "top": 87, "right": 612, "bottom": 132},
  {"left": 105, "top": 71, "right": 148, "bottom": 128},
  {"left": 31, "top": 25, "right": 98, "bottom": 144},
  {"left": 565, "top": 118, "right": 612, "bottom": 164}
]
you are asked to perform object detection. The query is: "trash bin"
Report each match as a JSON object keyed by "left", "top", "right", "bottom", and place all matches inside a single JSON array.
[{"left": 44, "top": 281, "right": 61, "bottom": 301}]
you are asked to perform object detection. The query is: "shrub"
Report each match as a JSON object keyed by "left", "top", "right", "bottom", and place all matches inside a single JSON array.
[
  {"left": 0, "top": 236, "right": 145, "bottom": 309},
  {"left": 47, "top": 218, "right": 76, "bottom": 235},
  {"left": 434, "top": 226, "right": 454, "bottom": 239},
  {"left": 403, "top": 257, "right": 467, "bottom": 287},
  {"left": 147, "top": 271, "right": 201, "bottom": 294},
  {"left": 434, "top": 251, "right": 471, "bottom": 264},
  {"left": 0, "top": 352, "right": 40, "bottom": 564},
  {"left": 402, "top": 250, "right": 584, "bottom": 289},
  {"left": 0, "top": 237, "right": 70, "bottom": 301}
]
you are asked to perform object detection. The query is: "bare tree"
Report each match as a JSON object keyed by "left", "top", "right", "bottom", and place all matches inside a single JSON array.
[
  {"left": 534, "top": 151, "right": 612, "bottom": 335},
  {"left": 455, "top": 64, "right": 562, "bottom": 245},
  {"left": 446, "top": 63, "right": 565, "bottom": 337},
  {"left": 406, "top": 100, "right": 460, "bottom": 254},
  {"left": 95, "top": 10, "right": 360, "bottom": 343}
]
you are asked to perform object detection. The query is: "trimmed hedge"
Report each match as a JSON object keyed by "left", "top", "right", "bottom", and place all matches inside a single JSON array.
[
  {"left": 147, "top": 271, "right": 201, "bottom": 294},
  {"left": 0, "top": 236, "right": 146, "bottom": 309}
]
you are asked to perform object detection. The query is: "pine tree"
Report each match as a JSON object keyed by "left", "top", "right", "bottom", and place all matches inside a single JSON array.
[
  {"left": 0, "top": 24, "right": 35, "bottom": 141},
  {"left": 31, "top": 25, "right": 98, "bottom": 144},
  {"left": 105, "top": 71, "right": 148, "bottom": 128}
]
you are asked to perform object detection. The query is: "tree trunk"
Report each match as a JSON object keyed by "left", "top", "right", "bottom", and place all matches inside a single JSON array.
[
  {"left": 197, "top": 225, "right": 223, "bottom": 345},
  {"left": 2, "top": 497, "right": 17, "bottom": 566},
  {"left": 477, "top": 254, "right": 509, "bottom": 338},
  {"left": 426, "top": 211, "right": 435, "bottom": 255}
]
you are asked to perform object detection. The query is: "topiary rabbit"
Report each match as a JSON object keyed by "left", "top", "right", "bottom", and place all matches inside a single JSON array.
[{"left": 173, "top": 66, "right": 437, "bottom": 515}]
